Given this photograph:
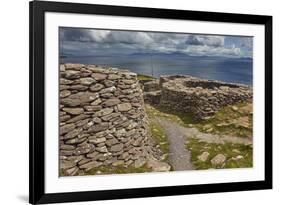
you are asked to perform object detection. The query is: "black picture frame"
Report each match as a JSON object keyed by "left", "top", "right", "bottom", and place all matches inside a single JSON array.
[{"left": 29, "top": 1, "right": 272, "bottom": 204}]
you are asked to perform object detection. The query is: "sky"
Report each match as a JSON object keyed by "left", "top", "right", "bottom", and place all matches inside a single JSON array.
[{"left": 59, "top": 27, "right": 253, "bottom": 58}]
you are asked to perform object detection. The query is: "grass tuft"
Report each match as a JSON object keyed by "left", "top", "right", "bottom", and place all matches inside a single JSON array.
[
  {"left": 137, "top": 74, "right": 156, "bottom": 81},
  {"left": 145, "top": 104, "right": 170, "bottom": 162},
  {"left": 86, "top": 165, "right": 152, "bottom": 175}
]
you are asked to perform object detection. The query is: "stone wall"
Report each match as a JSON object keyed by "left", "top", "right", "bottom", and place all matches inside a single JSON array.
[
  {"left": 59, "top": 64, "right": 163, "bottom": 176},
  {"left": 143, "top": 79, "right": 160, "bottom": 92},
  {"left": 144, "top": 75, "right": 253, "bottom": 119}
]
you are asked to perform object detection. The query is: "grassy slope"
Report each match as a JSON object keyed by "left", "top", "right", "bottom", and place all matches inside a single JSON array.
[
  {"left": 145, "top": 101, "right": 253, "bottom": 138},
  {"left": 186, "top": 137, "right": 253, "bottom": 169},
  {"left": 145, "top": 102, "right": 253, "bottom": 170},
  {"left": 195, "top": 101, "right": 253, "bottom": 138},
  {"left": 137, "top": 74, "right": 156, "bottom": 81},
  {"left": 86, "top": 165, "right": 152, "bottom": 175},
  {"left": 145, "top": 104, "right": 169, "bottom": 162},
  {"left": 60, "top": 164, "right": 152, "bottom": 176}
]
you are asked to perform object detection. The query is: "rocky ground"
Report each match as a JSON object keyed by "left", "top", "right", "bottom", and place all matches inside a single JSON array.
[
  {"left": 145, "top": 102, "right": 253, "bottom": 170},
  {"left": 59, "top": 68, "right": 253, "bottom": 176}
]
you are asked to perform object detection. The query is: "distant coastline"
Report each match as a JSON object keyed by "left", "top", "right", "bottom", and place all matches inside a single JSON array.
[{"left": 60, "top": 53, "right": 253, "bottom": 85}]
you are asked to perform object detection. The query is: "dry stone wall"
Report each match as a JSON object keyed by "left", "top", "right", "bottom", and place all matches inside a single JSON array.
[
  {"left": 59, "top": 63, "right": 163, "bottom": 176},
  {"left": 144, "top": 75, "right": 253, "bottom": 119}
]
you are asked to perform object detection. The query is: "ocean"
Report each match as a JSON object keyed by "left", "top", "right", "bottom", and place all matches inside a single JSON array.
[{"left": 61, "top": 54, "right": 253, "bottom": 85}]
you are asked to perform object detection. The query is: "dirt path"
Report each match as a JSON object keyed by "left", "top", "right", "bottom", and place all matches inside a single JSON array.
[
  {"left": 155, "top": 118, "right": 195, "bottom": 171},
  {"left": 156, "top": 117, "right": 252, "bottom": 171}
]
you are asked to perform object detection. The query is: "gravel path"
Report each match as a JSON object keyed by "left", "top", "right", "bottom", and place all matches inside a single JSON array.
[
  {"left": 155, "top": 118, "right": 195, "bottom": 171},
  {"left": 156, "top": 117, "right": 252, "bottom": 171}
]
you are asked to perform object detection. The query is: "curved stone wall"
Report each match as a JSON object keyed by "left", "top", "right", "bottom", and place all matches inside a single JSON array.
[
  {"left": 146, "top": 75, "right": 253, "bottom": 119},
  {"left": 59, "top": 64, "right": 161, "bottom": 176}
]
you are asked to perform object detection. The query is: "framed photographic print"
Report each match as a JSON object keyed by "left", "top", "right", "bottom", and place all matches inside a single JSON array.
[{"left": 29, "top": 0, "right": 272, "bottom": 204}]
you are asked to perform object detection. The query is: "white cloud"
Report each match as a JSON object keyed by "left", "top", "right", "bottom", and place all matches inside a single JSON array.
[{"left": 60, "top": 28, "right": 252, "bottom": 58}]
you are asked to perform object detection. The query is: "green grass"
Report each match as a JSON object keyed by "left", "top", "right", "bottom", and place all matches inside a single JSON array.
[
  {"left": 59, "top": 169, "right": 65, "bottom": 176},
  {"left": 145, "top": 104, "right": 170, "bottom": 162},
  {"left": 137, "top": 74, "right": 156, "bottom": 81},
  {"left": 145, "top": 101, "right": 253, "bottom": 138},
  {"left": 149, "top": 120, "right": 169, "bottom": 159},
  {"left": 60, "top": 163, "right": 153, "bottom": 176},
  {"left": 145, "top": 104, "right": 197, "bottom": 126},
  {"left": 145, "top": 103, "right": 253, "bottom": 171},
  {"left": 186, "top": 137, "right": 253, "bottom": 169},
  {"left": 85, "top": 165, "right": 152, "bottom": 175},
  {"left": 194, "top": 102, "right": 253, "bottom": 138}
]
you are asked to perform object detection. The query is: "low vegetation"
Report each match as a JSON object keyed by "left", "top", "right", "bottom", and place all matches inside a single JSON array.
[
  {"left": 137, "top": 74, "right": 156, "bottom": 81},
  {"left": 186, "top": 137, "right": 253, "bottom": 169},
  {"left": 149, "top": 120, "right": 169, "bottom": 160},
  {"left": 145, "top": 101, "right": 253, "bottom": 138},
  {"left": 86, "top": 165, "right": 152, "bottom": 175},
  {"left": 145, "top": 104, "right": 169, "bottom": 162},
  {"left": 145, "top": 104, "right": 196, "bottom": 126},
  {"left": 145, "top": 102, "right": 253, "bottom": 170},
  {"left": 195, "top": 101, "right": 253, "bottom": 138}
]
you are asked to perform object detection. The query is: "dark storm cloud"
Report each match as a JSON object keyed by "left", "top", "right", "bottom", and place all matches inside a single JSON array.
[
  {"left": 60, "top": 28, "right": 253, "bottom": 58},
  {"left": 60, "top": 28, "right": 94, "bottom": 42},
  {"left": 185, "top": 35, "right": 224, "bottom": 47}
]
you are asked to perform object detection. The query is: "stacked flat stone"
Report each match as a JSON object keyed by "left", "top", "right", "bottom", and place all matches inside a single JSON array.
[
  {"left": 144, "top": 75, "right": 253, "bottom": 119},
  {"left": 59, "top": 63, "right": 161, "bottom": 176}
]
